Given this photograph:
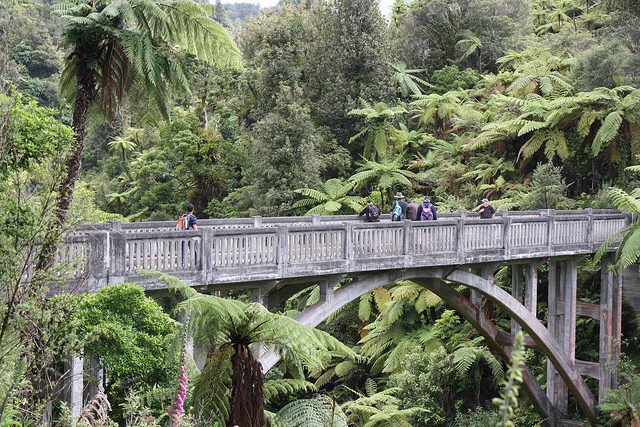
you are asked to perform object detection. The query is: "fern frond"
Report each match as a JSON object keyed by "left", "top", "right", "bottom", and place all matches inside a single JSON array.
[
  {"left": 274, "top": 395, "right": 348, "bottom": 427},
  {"left": 592, "top": 111, "right": 623, "bottom": 156},
  {"left": 263, "top": 379, "right": 317, "bottom": 404}
]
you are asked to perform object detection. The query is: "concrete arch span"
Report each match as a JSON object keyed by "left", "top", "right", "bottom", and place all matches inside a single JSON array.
[{"left": 260, "top": 266, "right": 597, "bottom": 426}]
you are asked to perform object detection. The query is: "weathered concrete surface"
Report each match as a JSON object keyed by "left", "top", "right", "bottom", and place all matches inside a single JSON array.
[
  {"left": 57, "top": 209, "right": 629, "bottom": 293},
  {"left": 57, "top": 209, "right": 634, "bottom": 426}
]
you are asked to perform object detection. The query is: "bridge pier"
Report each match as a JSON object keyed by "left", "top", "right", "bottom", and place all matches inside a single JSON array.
[
  {"left": 65, "top": 355, "right": 84, "bottom": 420},
  {"left": 599, "top": 253, "right": 622, "bottom": 403},
  {"left": 547, "top": 259, "right": 578, "bottom": 415}
]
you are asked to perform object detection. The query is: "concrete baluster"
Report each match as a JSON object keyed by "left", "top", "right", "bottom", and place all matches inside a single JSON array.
[
  {"left": 545, "top": 210, "right": 555, "bottom": 252},
  {"left": 202, "top": 228, "right": 213, "bottom": 284}
]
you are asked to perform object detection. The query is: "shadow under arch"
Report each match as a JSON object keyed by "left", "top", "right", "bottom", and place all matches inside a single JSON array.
[{"left": 259, "top": 267, "right": 598, "bottom": 426}]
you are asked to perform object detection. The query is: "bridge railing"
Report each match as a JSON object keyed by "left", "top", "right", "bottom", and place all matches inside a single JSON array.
[{"left": 61, "top": 209, "right": 630, "bottom": 289}]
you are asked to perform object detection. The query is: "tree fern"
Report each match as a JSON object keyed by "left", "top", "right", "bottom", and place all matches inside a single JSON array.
[
  {"left": 594, "top": 187, "right": 640, "bottom": 272},
  {"left": 293, "top": 179, "right": 364, "bottom": 215},
  {"left": 592, "top": 111, "right": 623, "bottom": 156},
  {"left": 274, "top": 395, "right": 348, "bottom": 427},
  {"left": 142, "top": 271, "right": 356, "bottom": 426},
  {"left": 342, "top": 387, "right": 426, "bottom": 426}
]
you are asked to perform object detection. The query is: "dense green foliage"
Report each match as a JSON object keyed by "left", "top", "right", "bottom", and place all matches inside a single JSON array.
[
  {"left": 2, "top": 0, "right": 640, "bottom": 424},
  {"left": 75, "top": 283, "right": 178, "bottom": 421}
]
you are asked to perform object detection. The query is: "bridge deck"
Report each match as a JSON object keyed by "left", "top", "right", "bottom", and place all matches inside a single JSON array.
[{"left": 56, "top": 209, "right": 630, "bottom": 292}]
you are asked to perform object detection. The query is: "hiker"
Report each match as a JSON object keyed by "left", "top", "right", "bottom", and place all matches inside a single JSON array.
[
  {"left": 477, "top": 198, "right": 496, "bottom": 219},
  {"left": 177, "top": 203, "right": 198, "bottom": 266},
  {"left": 359, "top": 200, "right": 380, "bottom": 222},
  {"left": 176, "top": 203, "right": 198, "bottom": 230},
  {"left": 416, "top": 196, "right": 438, "bottom": 220},
  {"left": 406, "top": 199, "right": 419, "bottom": 221},
  {"left": 391, "top": 192, "right": 408, "bottom": 221}
]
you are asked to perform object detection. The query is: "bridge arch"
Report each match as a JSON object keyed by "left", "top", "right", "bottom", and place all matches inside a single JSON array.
[{"left": 260, "top": 265, "right": 598, "bottom": 425}]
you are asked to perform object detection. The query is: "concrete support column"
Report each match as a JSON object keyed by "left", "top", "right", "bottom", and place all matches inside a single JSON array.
[
  {"left": 524, "top": 263, "right": 539, "bottom": 314},
  {"left": 252, "top": 287, "right": 268, "bottom": 307},
  {"left": 69, "top": 355, "right": 84, "bottom": 419},
  {"left": 85, "top": 356, "right": 104, "bottom": 400},
  {"left": 599, "top": 254, "right": 623, "bottom": 403},
  {"left": 470, "top": 265, "right": 495, "bottom": 309},
  {"left": 511, "top": 264, "right": 524, "bottom": 335},
  {"left": 547, "top": 260, "right": 578, "bottom": 415}
]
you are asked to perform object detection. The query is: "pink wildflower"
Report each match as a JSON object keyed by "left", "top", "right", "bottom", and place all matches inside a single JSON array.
[{"left": 168, "top": 348, "right": 189, "bottom": 427}]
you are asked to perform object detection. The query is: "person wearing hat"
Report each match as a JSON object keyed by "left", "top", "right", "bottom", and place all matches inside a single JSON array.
[
  {"left": 391, "top": 192, "right": 408, "bottom": 221},
  {"left": 416, "top": 196, "right": 438, "bottom": 220},
  {"left": 359, "top": 199, "right": 380, "bottom": 222},
  {"left": 478, "top": 198, "right": 496, "bottom": 219}
]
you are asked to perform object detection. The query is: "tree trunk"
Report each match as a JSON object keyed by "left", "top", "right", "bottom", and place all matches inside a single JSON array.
[
  {"left": 36, "top": 56, "right": 96, "bottom": 271},
  {"left": 228, "top": 344, "right": 264, "bottom": 427}
]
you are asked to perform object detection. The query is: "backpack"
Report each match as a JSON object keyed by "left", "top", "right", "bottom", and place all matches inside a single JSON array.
[
  {"left": 176, "top": 214, "right": 193, "bottom": 230},
  {"left": 391, "top": 202, "right": 404, "bottom": 221},
  {"left": 368, "top": 205, "right": 380, "bottom": 222},
  {"left": 420, "top": 203, "right": 434, "bottom": 221}
]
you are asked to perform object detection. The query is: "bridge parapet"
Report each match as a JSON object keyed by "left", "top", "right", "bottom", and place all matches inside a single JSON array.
[{"left": 56, "top": 209, "right": 630, "bottom": 292}]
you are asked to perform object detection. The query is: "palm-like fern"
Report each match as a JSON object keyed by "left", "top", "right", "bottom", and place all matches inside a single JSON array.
[
  {"left": 389, "top": 62, "right": 429, "bottom": 98},
  {"left": 293, "top": 179, "right": 365, "bottom": 215},
  {"left": 594, "top": 186, "right": 640, "bottom": 273},
  {"left": 273, "top": 394, "right": 348, "bottom": 427},
  {"left": 348, "top": 101, "right": 407, "bottom": 161},
  {"left": 459, "top": 157, "right": 514, "bottom": 186},
  {"left": 359, "top": 282, "right": 442, "bottom": 374},
  {"left": 452, "top": 337, "right": 504, "bottom": 382},
  {"left": 349, "top": 154, "right": 420, "bottom": 209},
  {"left": 47, "top": 0, "right": 241, "bottom": 244},
  {"left": 145, "top": 271, "right": 356, "bottom": 427},
  {"left": 341, "top": 383, "right": 426, "bottom": 427},
  {"left": 411, "top": 91, "right": 466, "bottom": 138},
  {"left": 456, "top": 31, "right": 483, "bottom": 70}
]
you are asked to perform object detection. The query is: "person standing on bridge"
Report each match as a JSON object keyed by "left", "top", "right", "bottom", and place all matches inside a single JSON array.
[
  {"left": 178, "top": 204, "right": 198, "bottom": 266},
  {"left": 391, "top": 192, "right": 408, "bottom": 221},
  {"left": 416, "top": 196, "right": 438, "bottom": 220},
  {"left": 406, "top": 198, "right": 419, "bottom": 221},
  {"left": 359, "top": 200, "right": 380, "bottom": 222},
  {"left": 477, "top": 198, "right": 496, "bottom": 219},
  {"left": 177, "top": 203, "right": 198, "bottom": 230}
]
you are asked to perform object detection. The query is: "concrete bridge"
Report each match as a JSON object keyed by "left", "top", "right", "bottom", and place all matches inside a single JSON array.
[{"left": 60, "top": 209, "right": 636, "bottom": 425}]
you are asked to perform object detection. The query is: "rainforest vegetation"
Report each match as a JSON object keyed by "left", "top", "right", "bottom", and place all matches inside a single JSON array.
[{"left": 2, "top": 0, "right": 640, "bottom": 424}]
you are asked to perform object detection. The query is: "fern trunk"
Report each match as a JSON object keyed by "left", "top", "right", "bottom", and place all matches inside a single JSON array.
[
  {"left": 229, "top": 343, "right": 264, "bottom": 427},
  {"left": 37, "top": 55, "right": 96, "bottom": 271}
]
